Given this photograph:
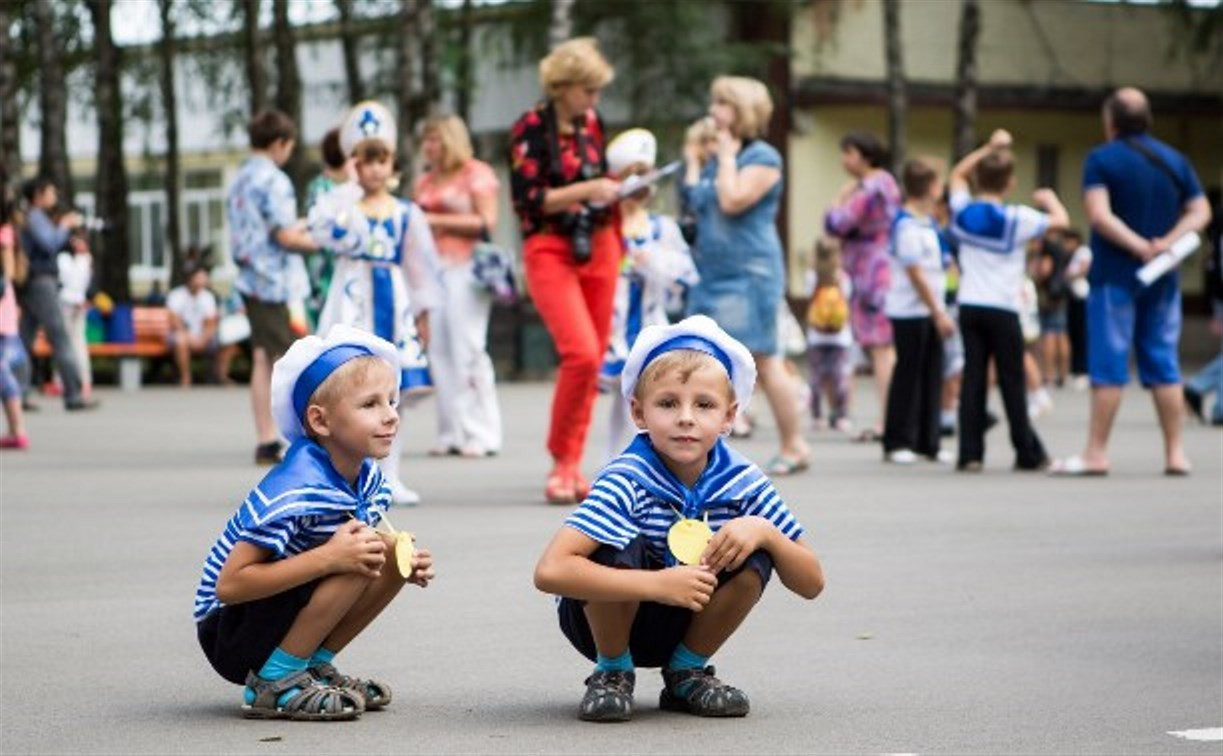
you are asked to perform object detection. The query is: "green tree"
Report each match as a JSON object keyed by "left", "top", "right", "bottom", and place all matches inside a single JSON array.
[{"left": 87, "top": 0, "right": 132, "bottom": 303}]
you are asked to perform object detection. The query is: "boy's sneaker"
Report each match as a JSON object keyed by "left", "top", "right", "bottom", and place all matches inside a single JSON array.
[
  {"left": 660, "top": 666, "right": 749, "bottom": 717},
  {"left": 254, "top": 441, "right": 285, "bottom": 466},
  {"left": 886, "top": 449, "right": 918, "bottom": 464},
  {"left": 579, "top": 669, "right": 635, "bottom": 722}
]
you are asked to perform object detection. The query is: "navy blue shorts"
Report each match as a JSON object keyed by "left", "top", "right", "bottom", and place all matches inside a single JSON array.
[
  {"left": 197, "top": 580, "right": 319, "bottom": 685},
  {"left": 1087, "top": 277, "right": 1181, "bottom": 387},
  {"left": 557, "top": 536, "right": 774, "bottom": 669}
]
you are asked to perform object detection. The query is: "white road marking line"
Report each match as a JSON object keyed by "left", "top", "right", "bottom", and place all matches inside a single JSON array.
[{"left": 1167, "top": 727, "right": 1223, "bottom": 742}]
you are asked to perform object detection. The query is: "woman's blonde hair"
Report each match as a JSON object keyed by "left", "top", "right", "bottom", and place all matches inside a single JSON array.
[
  {"left": 539, "top": 37, "right": 614, "bottom": 99},
  {"left": 422, "top": 114, "right": 474, "bottom": 173},
  {"left": 710, "top": 75, "right": 773, "bottom": 139}
]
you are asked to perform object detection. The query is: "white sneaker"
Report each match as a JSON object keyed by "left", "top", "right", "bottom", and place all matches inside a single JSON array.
[
  {"left": 387, "top": 479, "right": 421, "bottom": 506},
  {"left": 887, "top": 449, "right": 918, "bottom": 464},
  {"left": 933, "top": 449, "right": 955, "bottom": 464}
]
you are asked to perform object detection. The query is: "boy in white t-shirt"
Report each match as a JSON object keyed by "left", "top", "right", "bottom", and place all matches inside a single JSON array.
[
  {"left": 949, "top": 129, "right": 1068, "bottom": 472},
  {"left": 882, "top": 158, "right": 954, "bottom": 464},
  {"left": 166, "top": 266, "right": 219, "bottom": 386}
]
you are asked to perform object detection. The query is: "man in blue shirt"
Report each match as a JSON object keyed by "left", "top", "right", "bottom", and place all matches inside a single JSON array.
[
  {"left": 227, "top": 110, "right": 318, "bottom": 465},
  {"left": 1053, "top": 88, "right": 1211, "bottom": 476}
]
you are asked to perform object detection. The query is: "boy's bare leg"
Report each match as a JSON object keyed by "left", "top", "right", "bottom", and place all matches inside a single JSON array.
[
  {"left": 320, "top": 566, "right": 408, "bottom": 653},
  {"left": 681, "top": 569, "right": 762, "bottom": 657},
  {"left": 583, "top": 600, "right": 639, "bottom": 657},
  {"left": 278, "top": 572, "right": 373, "bottom": 658},
  {"left": 250, "top": 347, "right": 278, "bottom": 444}
]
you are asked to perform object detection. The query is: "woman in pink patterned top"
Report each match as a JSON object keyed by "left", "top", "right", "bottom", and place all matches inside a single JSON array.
[
  {"left": 0, "top": 183, "right": 30, "bottom": 449},
  {"left": 824, "top": 132, "right": 901, "bottom": 439},
  {"left": 415, "top": 114, "right": 504, "bottom": 458}
]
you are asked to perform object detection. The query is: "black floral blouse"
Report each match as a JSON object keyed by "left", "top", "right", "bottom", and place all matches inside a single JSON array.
[{"left": 507, "top": 102, "right": 609, "bottom": 238}]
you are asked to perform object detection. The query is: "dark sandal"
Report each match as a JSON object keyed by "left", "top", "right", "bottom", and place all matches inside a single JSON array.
[
  {"left": 242, "top": 670, "right": 363, "bottom": 721},
  {"left": 579, "top": 669, "right": 635, "bottom": 722},
  {"left": 309, "top": 661, "right": 393, "bottom": 710},
  {"left": 660, "top": 665, "right": 750, "bottom": 718}
]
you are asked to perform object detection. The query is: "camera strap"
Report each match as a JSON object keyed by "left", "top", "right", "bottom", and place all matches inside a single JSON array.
[
  {"left": 543, "top": 102, "right": 594, "bottom": 184},
  {"left": 1121, "top": 136, "right": 1188, "bottom": 205}
]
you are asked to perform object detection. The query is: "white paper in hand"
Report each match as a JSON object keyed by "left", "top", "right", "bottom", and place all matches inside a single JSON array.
[{"left": 1136, "top": 232, "right": 1201, "bottom": 286}]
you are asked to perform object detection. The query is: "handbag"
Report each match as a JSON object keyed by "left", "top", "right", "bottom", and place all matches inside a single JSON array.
[{"left": 471, "top": 231, "right": 519, "bottom": 305}]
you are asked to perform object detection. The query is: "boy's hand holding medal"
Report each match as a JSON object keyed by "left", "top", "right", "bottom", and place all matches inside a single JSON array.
[{"left": 327, "top": 519, "right": 388, "bottom": 577}]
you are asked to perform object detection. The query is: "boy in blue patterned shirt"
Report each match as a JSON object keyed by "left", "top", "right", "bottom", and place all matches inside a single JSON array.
[
  {"left": 534, "top": 315, "right": 825, "bottom": 722},
  {"left": 194, "top": 325, "right": 434, "bottom": 720}
]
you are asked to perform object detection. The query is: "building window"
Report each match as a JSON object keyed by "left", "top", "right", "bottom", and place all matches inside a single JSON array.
[{"left": 1036, "top": 144, "right": 1059, "bottom": 193}]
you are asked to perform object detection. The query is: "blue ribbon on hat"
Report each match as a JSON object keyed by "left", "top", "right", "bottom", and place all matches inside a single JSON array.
[
  {"left": 292, "top": 344, "right": 374, "bottom": 420},
  {"left": 642, "top": 335, "right": 733, "bottom": 378}
]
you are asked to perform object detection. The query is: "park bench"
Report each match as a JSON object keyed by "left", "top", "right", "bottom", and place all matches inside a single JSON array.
[{"left": 32, "top": 306, "right": 171, "bottom": 391}]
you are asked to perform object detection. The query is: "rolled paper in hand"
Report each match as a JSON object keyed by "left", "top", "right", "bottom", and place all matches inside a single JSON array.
[{"left": 1136, "top": 232, "right": 1201, "bottom": 286}]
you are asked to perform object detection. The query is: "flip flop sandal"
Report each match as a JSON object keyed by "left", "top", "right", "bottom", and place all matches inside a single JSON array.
[
  {"left": 1047, "top": 455, "right": 1109, "bottom": 477},
  {"left": 242, "top": 670, "right": 363, "bottom": 721},
  {"left": 1164, "top": 466, "right": 1191, "bottom": 477},
  {"left": 765, "top": 455, "right": 809, "bottom": 476},
  {"left": 309, "top": 661, "right": 393, "bottom": 710},
  {"left": 853, "top": 428, "right": 881, "bottom": 444}
]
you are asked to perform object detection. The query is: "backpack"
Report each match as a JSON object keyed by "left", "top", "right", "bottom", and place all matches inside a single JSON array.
[{"left": 807, "top": 284, "right": 848, "bottom": 334}]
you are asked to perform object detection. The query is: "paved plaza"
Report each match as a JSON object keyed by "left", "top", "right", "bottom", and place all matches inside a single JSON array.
[{"left": 1, "top": 378, "right": 1220, "bottom": 753}]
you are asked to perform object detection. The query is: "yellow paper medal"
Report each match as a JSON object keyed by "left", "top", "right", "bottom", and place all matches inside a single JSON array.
[
  {"left": 667, "top": 518, "right": 713, "bottom": 566},
  {"left": 394, "top": 532, "right": 415, "bottom": 578}
]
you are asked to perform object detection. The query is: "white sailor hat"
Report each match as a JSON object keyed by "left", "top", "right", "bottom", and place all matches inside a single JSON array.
[
  {"left": 340, "top": 100, "right": 397, "bottom": 156},
  {"left": 620, "top": 315, "right": 756, "bottom": 407},
  {"left": 271, "top": 324, "right": 401, "bottom": 442},
  {"left": 607, "top": 128, "right": 657, "bottom": 176}
]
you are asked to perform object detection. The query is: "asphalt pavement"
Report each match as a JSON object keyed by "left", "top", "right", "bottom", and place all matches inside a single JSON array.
[{"left": 1, "top": 378, "right": 1220, "bottom": 753}]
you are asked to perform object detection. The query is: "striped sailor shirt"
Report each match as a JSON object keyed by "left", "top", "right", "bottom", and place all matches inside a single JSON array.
[
  {"left": 193, "top": 439, "right": 390, "bottom": 622},
  {"left": 564, "top": 434, "right": 805, "bottom": 565}
]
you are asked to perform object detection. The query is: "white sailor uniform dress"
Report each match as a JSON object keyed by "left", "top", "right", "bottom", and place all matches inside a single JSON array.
[{"left": 309, "top": 190, "right": 442, "bottom": 396}]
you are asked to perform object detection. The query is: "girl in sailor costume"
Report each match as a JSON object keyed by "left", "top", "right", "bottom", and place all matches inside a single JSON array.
[
  {"left": 534, "top": 315, "right": 825, "bottom": 723},
  {"left": 600, "top": 128, "right": 698, "bottom": 459},
  {"left": 308, "top": 101, "right": 444, "bottom": 506},
  {"left": 194, "top": 325, "right": 434, "bottom": 720}
]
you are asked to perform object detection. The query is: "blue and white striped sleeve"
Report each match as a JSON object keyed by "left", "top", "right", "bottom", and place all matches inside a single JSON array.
[
  {"left": 564, "top": 474, "right": 640, "bottom": 549},
  {"left": 234, "top": 508, "right": 302, "bottom": 558},
  {"left": 740, "top": 478, "right": 805, "bottom": 541}
]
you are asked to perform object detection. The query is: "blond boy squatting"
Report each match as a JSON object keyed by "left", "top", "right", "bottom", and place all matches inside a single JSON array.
[
  {"left": 535, "top": 316, "right": 825, "bottom": 722},
  {"left": 194, "top": 327, "right": 434, "bottom": 720}
]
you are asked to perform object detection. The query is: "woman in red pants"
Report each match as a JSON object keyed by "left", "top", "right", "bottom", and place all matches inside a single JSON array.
[{"left": 509, "top": 37, "right": 622, "bottom": 503}]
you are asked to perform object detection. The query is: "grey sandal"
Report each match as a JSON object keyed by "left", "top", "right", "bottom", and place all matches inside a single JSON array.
[
  {"left": 242, "top": 669, "right": 364, "bottom": 721},
  {"left": 309, "top": 661, "right": 393, "bottom": 710}
]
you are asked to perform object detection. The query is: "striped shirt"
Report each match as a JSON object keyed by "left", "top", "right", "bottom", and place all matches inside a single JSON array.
[
  {"left": 193, "top": 439, "right": 390, "bottom": 622},
  {"left": 565, "top": 434, "right": 804, "bottom": 565}
]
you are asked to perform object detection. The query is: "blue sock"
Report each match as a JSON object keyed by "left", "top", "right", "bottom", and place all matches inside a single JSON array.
[
  {"left": 595, "top": 650, "right": 634, "bottom": 673},
  {"left": 666, "top": 643, "right": 709, "bottom": 696},
  {"left": 309, "top": 647, "right": 336, "bottom": 667},
  {"left": 244, "top": 647, "right": 309, "bottom": 707}
]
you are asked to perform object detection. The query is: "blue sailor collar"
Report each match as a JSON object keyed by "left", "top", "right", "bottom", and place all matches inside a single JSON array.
[
  {"left": 601, "top": 433, "right": 765, "bottom": 520},
  {"left": 249, "top": 438, "right": 387, "bottom": 526}
]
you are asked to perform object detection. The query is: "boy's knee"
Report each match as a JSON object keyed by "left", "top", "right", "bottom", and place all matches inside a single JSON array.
[{"left": 719, "top": 565, "right": 765, "bottom": 603}]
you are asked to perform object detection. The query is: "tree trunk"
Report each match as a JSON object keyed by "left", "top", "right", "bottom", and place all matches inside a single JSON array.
[
  {"left": 87, "top": 0, "right": 132, "bottom": 303},
  {"left": 335, "top": 0, "right": 365, "bottom": 103},
  {"left": 882, "top": 0, "right": 907, "bottom": 177},
  {"left": 456, "top": 0, "right": 473, "bottom": 123},
  {"left": 272, "top": 0, "right": 306, "bottom": 205},
  {"left": 237, "top": 0, "right": 266, "bottom": 116},
  {"left": 158, "top": 0, "right": 185, "bottom": 286},
  {"left": 0, "top": 0, "right": 21, "bottom": 187},
  {"left": 952, "top": 0, "right": 981, "bottom": 162},
  {"left": 417, "top": 0, "right": 439, "bottom": 120},
  {"left": 33, "top": 0, "right": 74, "bottom": 208},
  {"left": 395, "top": 0, "right": 419, "bottom": 189},
  {"left": 549, "top": 0, "right": 574, "bottom": 49}
]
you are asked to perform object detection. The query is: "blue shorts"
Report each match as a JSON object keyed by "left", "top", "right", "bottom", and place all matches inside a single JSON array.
[{"left": 1087, "top": 277, "right": 1181, "bottom": 388}]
